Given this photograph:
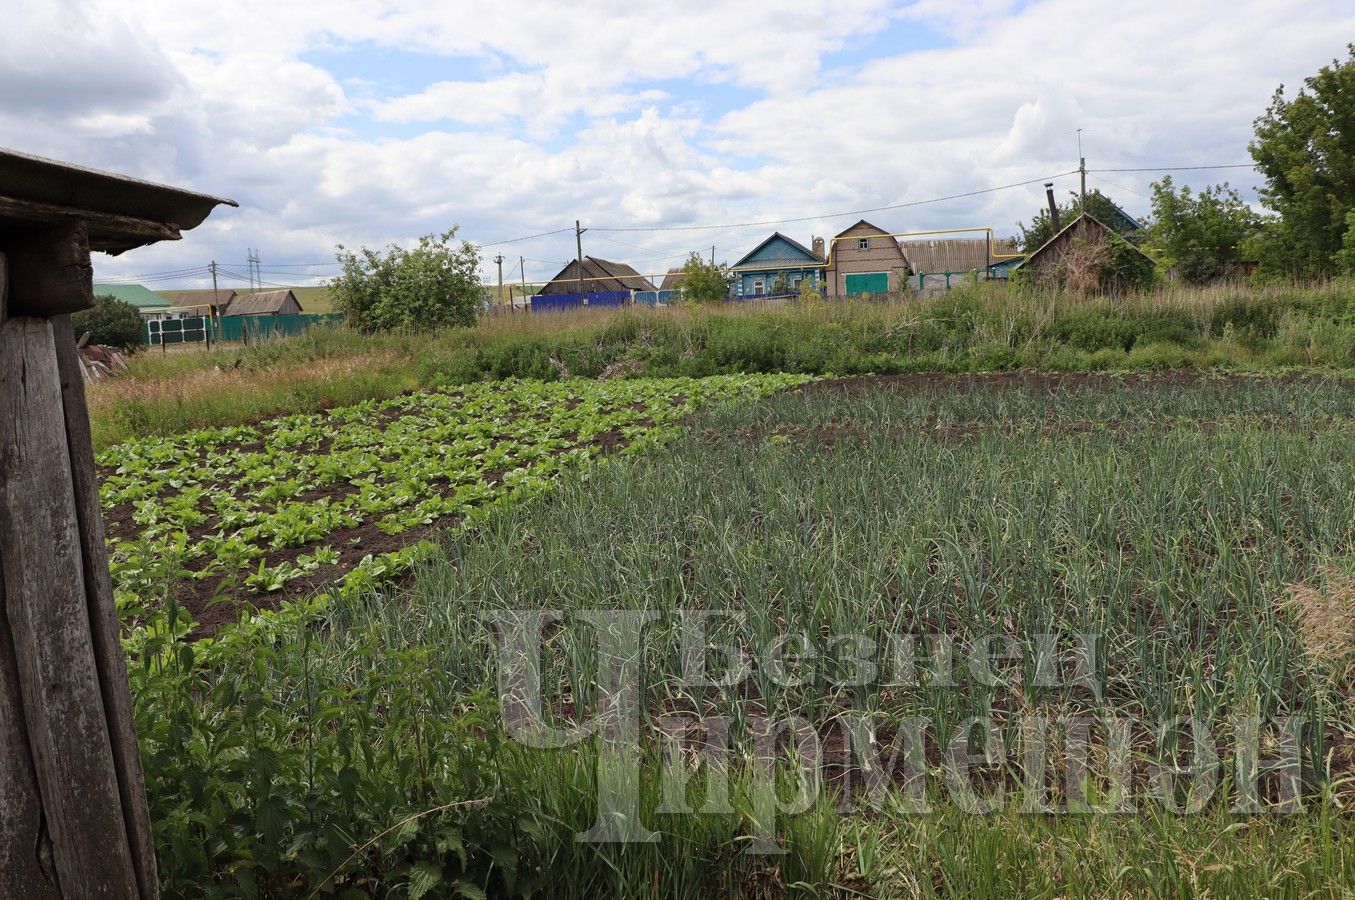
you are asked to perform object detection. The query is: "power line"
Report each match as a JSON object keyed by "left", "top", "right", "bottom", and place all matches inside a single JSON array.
[
  {"left": 1089, "top": 164, "right": 1256, "bottom": 173},
  {"left": 590, "top": 170, "right": 1080, "bottom": 233},
  {"left": 475, "top": 226, "right": 574, "bottom": 248},
  {"left": 1089, "top": 173, "right": 1152, "bottom": 201}
]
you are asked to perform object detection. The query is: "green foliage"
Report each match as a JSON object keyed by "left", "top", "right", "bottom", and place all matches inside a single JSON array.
[
  {"left": 1016, "top": 189, "right": 1140, "bottom": 252},
  {"left": 1250, "top": 45, "right": 1355, "bottom": 278},
  {"left": 1210, "top": 296, "right": 1280, "bottom": 340},
  {"left": 1147, "top": 176, "right": 1264, "bottom": 283},
  {"left": 332, "top": 230, "right": 482, "bottom": 332},
  {"left": 100, "top": 376, "right": 804, "bottom": 627},
  {"left": 677, "top": 252, "right": 732, "bottom": 303},
  {"left": 74, "top": 293, "right": 145, "bottom": 348},
  {"left": 1102, "top": 232, "right": 1158, "bottom": 292},
  {"left": 128, "top": 375, "right": 1355, "bottom": 895}
]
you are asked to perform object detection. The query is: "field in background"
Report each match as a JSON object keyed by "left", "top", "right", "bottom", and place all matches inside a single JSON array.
[
  {"left": 137, "top": 373, "right": 1355, "bottom": 896},
  {"left": 92, "top": 280, "right": 1355, "bottom": 448}
]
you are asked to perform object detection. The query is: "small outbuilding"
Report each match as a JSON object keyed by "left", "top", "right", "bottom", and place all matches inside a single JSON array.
[
  {"left": 537, "top": 256, "right": 655, "bottom": 296},
  {"left": 224, "top": 289, "right": 303, "bottom": 316},
  {"left": 168, "top": 289, "right": 235, "bottom": 316},
  {"left": 1018, "top": 213, "right": 1156, "bottom": 293}
]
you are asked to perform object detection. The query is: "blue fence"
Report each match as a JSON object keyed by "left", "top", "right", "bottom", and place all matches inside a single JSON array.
[{"left": 530, "top": 290, "right": 631, "bottom": 313}]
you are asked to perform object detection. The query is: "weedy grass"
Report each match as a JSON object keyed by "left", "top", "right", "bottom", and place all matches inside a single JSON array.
[
  {"left": 132, "top": 374, "right": 1355, "bottom": 897},
  {"left": 91, "top": 279, "right": 1355, "bottom": 447}
]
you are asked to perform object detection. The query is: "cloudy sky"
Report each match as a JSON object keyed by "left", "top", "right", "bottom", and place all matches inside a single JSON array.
[{"left": 3, "top": 0, "right": 1350, "bottom": 290}]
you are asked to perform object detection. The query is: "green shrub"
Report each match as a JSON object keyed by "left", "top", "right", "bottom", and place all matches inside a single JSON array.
[
  {"left": 1211, "top": 296, "right": 1280, "bottom": 339},
  {"left": 333, "top": 230, "right": 481, "bottom": 332},
  {"left": 1135, "top": 308, "right": 1206, "bottom": 348},
  {"left": 1050, "top": 308, "right": 1137, "bottom": 351},
  {"left": 74, "top": 294, "right": 144, "bottom": 348}
]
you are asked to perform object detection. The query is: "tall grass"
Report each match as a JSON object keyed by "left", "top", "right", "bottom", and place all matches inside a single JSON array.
[
  {"left": 135, "top": 375, "right": 1355, "bottom": 896},
  {"left": 91, "top": 280, "right": 1355, "bottom": 447}
]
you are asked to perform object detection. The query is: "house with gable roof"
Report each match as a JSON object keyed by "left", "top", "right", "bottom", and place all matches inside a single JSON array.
[{"left": 730, "top": 232, "right": 825, "bottom": 297}]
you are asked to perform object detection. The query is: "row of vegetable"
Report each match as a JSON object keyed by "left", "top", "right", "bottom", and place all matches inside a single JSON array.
[{"left": 100, "top": 374, "right": 808, "bottom": 632}]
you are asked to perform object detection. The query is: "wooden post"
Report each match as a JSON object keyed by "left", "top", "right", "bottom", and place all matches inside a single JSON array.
[
  {"left": 0, "top": 241, "right": 158, "bottom": 897},
  {"left": 0, "top": 146, "right": 233, "bottom": 900}
]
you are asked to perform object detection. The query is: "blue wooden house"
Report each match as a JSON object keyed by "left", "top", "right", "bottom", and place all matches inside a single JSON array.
[{"left": 730, "top": 232, "right": 825, "bottom": 297}]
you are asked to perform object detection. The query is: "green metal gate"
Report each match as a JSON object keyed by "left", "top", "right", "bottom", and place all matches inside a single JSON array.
[{"left": 844, "top": 272, "right": 889, "bottom": 295}]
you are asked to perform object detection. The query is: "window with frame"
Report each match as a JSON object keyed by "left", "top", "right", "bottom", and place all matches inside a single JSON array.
[
  {"left": 753, "top": 279, "right": 765, "bottom": 295},
  {"left": 857, "top": 237, "right": 870, "bottom": 250}
]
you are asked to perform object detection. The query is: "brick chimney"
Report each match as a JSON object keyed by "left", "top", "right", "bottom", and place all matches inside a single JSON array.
[{"left": 812, "top": 236, "right": 825, "bottom": 259}]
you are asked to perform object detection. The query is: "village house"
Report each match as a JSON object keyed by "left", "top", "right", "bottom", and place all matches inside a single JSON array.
[
  {"left": 823, "top": 220, "right": 912, "bottom": 296},
  {"left": 729, "top": 232, "right": 825, "bottom": 297}
]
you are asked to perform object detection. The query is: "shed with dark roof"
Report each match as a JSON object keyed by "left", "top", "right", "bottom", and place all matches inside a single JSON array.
[
  {"left": 537, "top": 256, "right": 655, "bottom": 295},
  {"left": 224, "top": 289, "right": 303, "bottom": 316}
]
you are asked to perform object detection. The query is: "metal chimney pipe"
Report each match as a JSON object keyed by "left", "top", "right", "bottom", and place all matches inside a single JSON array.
[{"left": 1044, "top": 183, "right": 1061, "bottom": 232}]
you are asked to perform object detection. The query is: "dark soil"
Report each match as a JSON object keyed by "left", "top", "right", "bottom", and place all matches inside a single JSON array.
[{"left": 106, "top": 425, "right": 639, "bottom": 640}]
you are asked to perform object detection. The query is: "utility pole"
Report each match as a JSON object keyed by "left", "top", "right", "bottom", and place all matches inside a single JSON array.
[
  {"left": 710, "top": 245, "right": 715, "bottom": 265},
  {"left": 494, "top": 253, "right": 505, "bottom": 311},
  {"left": 208, "top": 260, "right": 219, "bottom": 348},
  {"left": 575, "top": 220, "right": 586, "bottom": 298},
  {"left": 519, "top": 256, "right": 526, "bottom": 310},
  {"left": 1076, "top": 128, "right": 1087, "bottom": 204}
]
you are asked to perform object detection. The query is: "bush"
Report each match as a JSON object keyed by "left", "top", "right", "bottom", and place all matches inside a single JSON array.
[
  {"left": 332, "top": 229, "right": 482, "bottom": 332},
  {"left": 1210, "top": 296, "right": 1280, "bottom": 339},
  {"left": 1050, "top": 308, "right": 1137, "bottom": 352},
  {"left": 73, "top": 294, "right": 144, "bottom": 348}
]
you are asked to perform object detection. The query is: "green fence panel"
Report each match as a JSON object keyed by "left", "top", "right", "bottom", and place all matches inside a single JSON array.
[
  {"left": 213, "top": 314, "right": 345, "bottom": 342},
  {"left": 144, "top": 313, "right": 343, "bottom": 346}
]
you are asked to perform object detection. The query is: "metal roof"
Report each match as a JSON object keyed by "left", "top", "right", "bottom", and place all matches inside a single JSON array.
[
  {"left": 92, "top": 283, "right": 172, "bottom": 309},
  {"left": 225, "top": 290, "right": 302, "bottom": 316},
  {"left": 0, "top": 146, "right": 237, "bottom": 255}
]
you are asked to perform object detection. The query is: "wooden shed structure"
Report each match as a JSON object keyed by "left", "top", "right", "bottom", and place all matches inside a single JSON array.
[
  {"left": 169, "top": 289, "right": 235, "bottom": 316},
  {"left": 0, "top": 146, "right": 234, "bottom": 898},
  {"left": 224, "top": 289, "right": 303, "bottom": 316},
  {"left": 537, "top": 256, "right": 655, "bottom": 295},
  {"left": 1018, "top": 212, "right": 1156, "bottom": 292}
]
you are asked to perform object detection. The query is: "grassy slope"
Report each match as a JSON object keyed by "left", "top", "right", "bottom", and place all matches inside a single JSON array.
[
  {"left": 93, "top": 280, "right": 1355, "bottom": 449},
  {"left": 139, "top": 375, "right": 1355, "bottom": 897}
]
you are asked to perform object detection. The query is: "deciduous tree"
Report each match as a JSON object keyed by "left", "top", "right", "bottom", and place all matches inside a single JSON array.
[
  {"left": 1147, "top": 176, "right": 1262, "bottom": 283},
  {"left": 1250, "top": 45, "right": 1355, "bottom": 278},
  {"left": 332, "top": 229, "right": 482, "bottom": 332}
]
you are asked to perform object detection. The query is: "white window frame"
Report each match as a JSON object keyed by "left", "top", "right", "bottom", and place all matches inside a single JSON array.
[
  {"left": 857, "top": 237, "right": 870, "bottom": 250},
  {"left": 753, "top": 278, "right": 765, "bottom": 296}
]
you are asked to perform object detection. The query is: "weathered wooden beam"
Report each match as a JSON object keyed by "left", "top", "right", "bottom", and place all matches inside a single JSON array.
[
  {"left": 52, "top": 314, "right": 159, "bottom": 898},
  {"left": 0, "top": 194, "right": 180, "bottom": 256},
  {"left": 0, "top": 255, "right": 60, "bottom": 897},
  {"left": 0, "top": 316, "right": 139, "bottom": 897},
  {"left": 2, "top": 222, "right": 93, "bottom": 317}
]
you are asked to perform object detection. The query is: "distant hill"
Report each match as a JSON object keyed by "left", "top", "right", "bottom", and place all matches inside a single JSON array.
[{"left": 161, "top": 285, "right": 336, "bottom": 313}]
